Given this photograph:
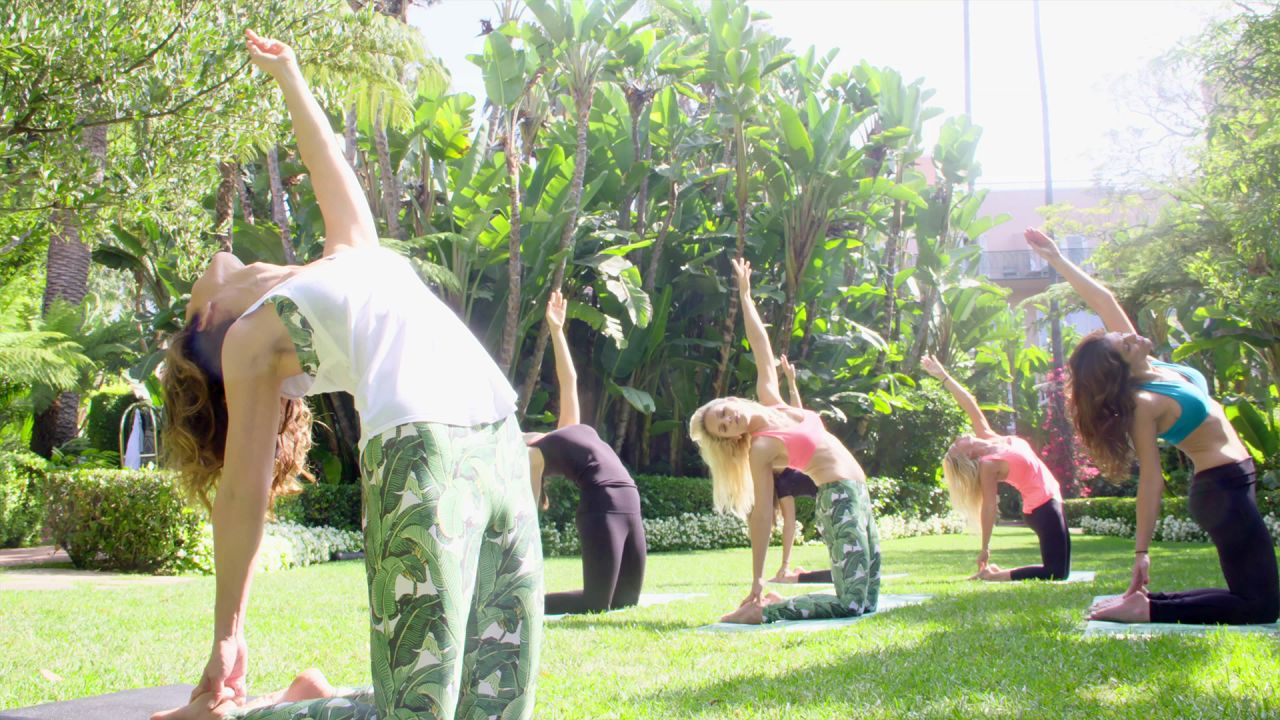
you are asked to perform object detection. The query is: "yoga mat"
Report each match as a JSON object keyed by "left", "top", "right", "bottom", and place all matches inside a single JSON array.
[
  {"left": 1056, "top": 570, "right": 1096, "bottom": 583},
  {"left": 1083, "top": 595, "right": 1280, "bottom": 638},
  {"left": 0, "top": 685, "right": 195, "bottom": 720},
  {"left": 697, "top": 593, "right": 933, "bottom": 633},
  {"left": 768, "top": 571, "right": 907, "bottom": 586},
  {"left": 545, "top": 592, "right": 706, "bottom": 622}
]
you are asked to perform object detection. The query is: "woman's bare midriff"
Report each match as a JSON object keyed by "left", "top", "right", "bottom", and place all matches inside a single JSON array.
[
  {"left": 799, "top": 432, "right": 865, "bottom": 486},
  {"left": 1146, "top": 392, "right": 1251, "bottom": 473}
]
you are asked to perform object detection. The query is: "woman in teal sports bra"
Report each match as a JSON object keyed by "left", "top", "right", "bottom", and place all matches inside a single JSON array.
[
  {"left": 690, "top": 259, "right": 880, "bottom": 625},
  {"left": 1027, "top": 227, "right": 1277, "bottom": 625}
]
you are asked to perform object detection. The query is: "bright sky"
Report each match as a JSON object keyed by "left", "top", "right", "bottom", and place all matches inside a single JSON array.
[{"left": 409, "top": 0, "right": 1231, "bottom": 187}]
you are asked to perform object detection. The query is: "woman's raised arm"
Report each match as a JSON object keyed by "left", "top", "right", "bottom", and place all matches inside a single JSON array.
[
  {"left": 246, "top": 30, "right": 377, "bottom": 256},
  {"left": 731, "top": 258, "right": 784, "bottom": 407},
  {"left": 1025, "top": 228, "right": 1134, "bottom": 335},
  {"left": 545, "top": 290, "right": 580, "bottom": 428},
  {"left": 922, "top": 355, "right": 997, "bottom": 439}
]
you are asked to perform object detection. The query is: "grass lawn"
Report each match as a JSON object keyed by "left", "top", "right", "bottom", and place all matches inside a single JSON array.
[{"left": 2, "top": 528, "right": 1278, "bottom": 718}]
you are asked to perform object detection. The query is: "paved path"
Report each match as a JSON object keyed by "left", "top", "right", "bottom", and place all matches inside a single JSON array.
[
  {"left": 0, "top": 545, "right": 194, "bottom": 591},
  {"left": 0, "top": 545, "right": 68, "bottom": 568}
]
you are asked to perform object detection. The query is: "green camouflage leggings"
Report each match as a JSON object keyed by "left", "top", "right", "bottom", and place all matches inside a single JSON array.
[
  {"left": 763, "top": 478, "right": 880, "bottom": 622},
  {"left": 233, "top": 416, "right": 544, "bottom": 720}
]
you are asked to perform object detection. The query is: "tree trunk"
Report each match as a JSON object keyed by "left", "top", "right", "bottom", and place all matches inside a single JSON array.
[
  {"left": 643, "top": 184, "right": 679, "bottom": 293},
  {"left": 214, "top": 161, "right": 236, "bottom": 252},
  {"left": 373, "top": 102, "right": 403, "bottom": 239},
  {"left": 517, "top": 94, "right": 594, "bottom": 415},
  {"left": 236, "top": 163, "right": 256, "bottom": 225},
  {"left": 344, "top": 107, "right": 359, "bottom": 166},
  {"left": 266, "top": 146, "right": 296, "bottom": 264},
  {"left": 711, "top": 122, "right": 749, "bottom": 397},
  {"left": 31, "top": 124, "right": 106, "bottom": 458},
  {"left": 319, "top": 392, "right": 362, "bottom": 483},
  {"left": 498, "top": 114, "right": 523, "bottom": 375}
]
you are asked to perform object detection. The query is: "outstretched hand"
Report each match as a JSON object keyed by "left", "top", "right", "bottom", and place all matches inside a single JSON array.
[
  {"left": 730, "top": 257, "right": 752, "bottom": 295},
  {"left": 244, "top": 30, "right": 297, "bottom": 81},
  {"left": 191, "top": 635, "right": 247, "bottom": 709},
  {"left": 779, "top": 355, "right": 797, "bottom": 383},
  {"left": 1023, "top": 227, "right": 1061, "bottom": 262},
  {"left": 1124, "top": 553, "right": 1151, "bottom": 598},
  {"left": 921, "top": 354, "right": 948, "bottom": 380},
  {"left": 545, "top": 289, "right": 568, "bottom": 332}
]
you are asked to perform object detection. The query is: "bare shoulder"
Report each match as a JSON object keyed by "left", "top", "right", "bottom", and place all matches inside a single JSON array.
[
  {"left": 749, "top": 434, "right": 785, "bottom": 463},
  {"left": 223, "top": 307, "right": 294, "bottom": 381}
]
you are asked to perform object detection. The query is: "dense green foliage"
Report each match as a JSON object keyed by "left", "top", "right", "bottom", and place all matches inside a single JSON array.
[
  {"left": 1064, "top": 491, "right": 1280, "bottom": 528},
  {"left": 0, "top": 451, "right": 46, "bottom": 547},
  {"left": 42, "top": 468, "right": 205, "bottom": 573}
]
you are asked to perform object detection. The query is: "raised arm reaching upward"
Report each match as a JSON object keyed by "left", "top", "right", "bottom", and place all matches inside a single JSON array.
[
  {"left": 1025, "top": 228, "right": 1135, "bottom": 335},
  {"left": 246, "top": 30, "right": 377, "bottom": 256},
  {"left": 546, "top": 290, "right": 579, "bottom": 428},
  {"left": 731, "top": 258, "right": 784, "bottom": 407},
  {"left": 922, "top": 355, "right": 997, "bottom": 439},
  {"left": 780, "top": 355, "right": 802, "bottom": 409}
]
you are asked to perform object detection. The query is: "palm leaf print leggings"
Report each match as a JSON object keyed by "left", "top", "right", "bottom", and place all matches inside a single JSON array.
[
  {"left": 233, "top": 415, "right": 544, "bottom": 720},
  {"left": 762, "top": 478, "right": 880, "bottom": 622}
]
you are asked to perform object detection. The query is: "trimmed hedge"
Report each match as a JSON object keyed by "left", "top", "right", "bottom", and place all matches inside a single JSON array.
[
  {"left": 1064, "top": 491, "right": 1280, "bottom": 528},
  {"left": 44, "top": 468, "right": 206, "bottom": 574},
  {"left": 273, "top": 483, "right": 362, "bottom": 531},
  {"left": 542, "top": 474, "right": 713, "bottom": 529},
  {"left": 0, "top": 451, "right": 48, "bottom": 547}
]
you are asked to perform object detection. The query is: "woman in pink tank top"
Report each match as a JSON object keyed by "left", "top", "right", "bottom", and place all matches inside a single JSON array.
[
  {"left": 923, "top": 356, "right": 1070, "bottom": 582},
  {"left": 690, "top": 259, "right": 880, "bottom": 625}
]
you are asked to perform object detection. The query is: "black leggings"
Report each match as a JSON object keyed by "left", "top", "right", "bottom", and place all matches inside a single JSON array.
[
  {"left": 1149, "top": 460, "right": 1279, "bottom": 625},
  {"left": 1009, "top": 498, "right": 1071, "bottom": 581},
  {"left": 796, "top": 569, "right": 832, "bottom": 583},
  {"left": 545, "top": 511, "right": 647, "bottom": 615}
]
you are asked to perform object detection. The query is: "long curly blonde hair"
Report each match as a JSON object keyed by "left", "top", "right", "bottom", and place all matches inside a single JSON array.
[
  {"left": 161, "top": 320, "right": 314, "bottom": 512},
  {"left": 690, "top": 398, "right": 795, "bottom": 518}
]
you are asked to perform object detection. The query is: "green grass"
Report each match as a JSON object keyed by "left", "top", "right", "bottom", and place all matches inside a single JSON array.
[{"left": 2, "top": 529, "right": 1278, "bottom": 718}]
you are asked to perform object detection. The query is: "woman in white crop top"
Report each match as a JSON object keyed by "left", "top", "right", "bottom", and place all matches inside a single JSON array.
[{"left": 155, "top": 32, "right": 542, "bottom": 720}]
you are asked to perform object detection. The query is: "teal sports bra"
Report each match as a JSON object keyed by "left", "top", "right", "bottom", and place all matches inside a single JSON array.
[{"left": 1139, "top": 360, "right": 1210, "bottom": 445}]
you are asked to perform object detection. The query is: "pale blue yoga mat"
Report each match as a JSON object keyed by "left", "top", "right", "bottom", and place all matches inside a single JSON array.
[
  {"left": 1057, "top": 570, "right": 1095, "bottom": 583},
  {"left": 545, "top": 592, "right": 706, "bottom": 622},
  {"left": 698, "top": 593, "right": 933, "bottom": 633},
  {"left": 1083, "top": 595, "right": 1280, "bottom": 638}
]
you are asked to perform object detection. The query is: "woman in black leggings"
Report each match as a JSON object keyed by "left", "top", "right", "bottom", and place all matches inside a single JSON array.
[
  {"left": 526, "top": 291, "right": 646, "bottom": 615},
  {"left": 1029, "top": 227, "right": 1277, "bottom": 624}
]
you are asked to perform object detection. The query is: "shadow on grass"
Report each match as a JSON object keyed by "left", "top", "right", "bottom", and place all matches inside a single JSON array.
[{"left": 633, "top": 588, "right": 1269, "bottom": 719}]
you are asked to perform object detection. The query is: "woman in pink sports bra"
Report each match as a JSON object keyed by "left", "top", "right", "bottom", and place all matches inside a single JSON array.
[
  {"left": 690, "top": 258, "right": 880, "bottom": 625},
  {"left": 923, "top": 355, "right": 1070, "bottom": 582}
]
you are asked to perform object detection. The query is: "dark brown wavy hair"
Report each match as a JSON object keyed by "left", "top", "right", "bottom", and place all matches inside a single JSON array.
[
  {"left": 1068, "top": 330, "right": 1136, "bottom": 479},
  {"left": 161, "top": 318, "right": 314, "bottom": 512}
]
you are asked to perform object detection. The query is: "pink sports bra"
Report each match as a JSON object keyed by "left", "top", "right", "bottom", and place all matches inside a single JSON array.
[{"left": 752, "top": 407, "right": 825, "bottom": 470}]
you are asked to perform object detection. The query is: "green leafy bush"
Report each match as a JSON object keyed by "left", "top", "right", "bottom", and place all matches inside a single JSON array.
[
  {"left": 540, "top": 510, "right": 965, "bottom": 557},
  {"left": 174, "top": 521, "right": 363, "bottom": 575},
  {"left": 0, "top": 451, "right": 48, "bottom": 547},
  {"left": 863, "top": 382, "right": 969, "bottom": 518},
  {"left": 541, "top": 474, "right": 714, "bottom": 530},
  {"left": 84, "top": 388, "right": 138, "bottom": 454},
  {"left": 44, "top": 467, "right": 205, "bottom": 573},
  {"left": 1064, "top": 491, "right": 1280, "bottom": 527},
  {"left": 298, "top": 483, "right": 361, "bottom": 531}
]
